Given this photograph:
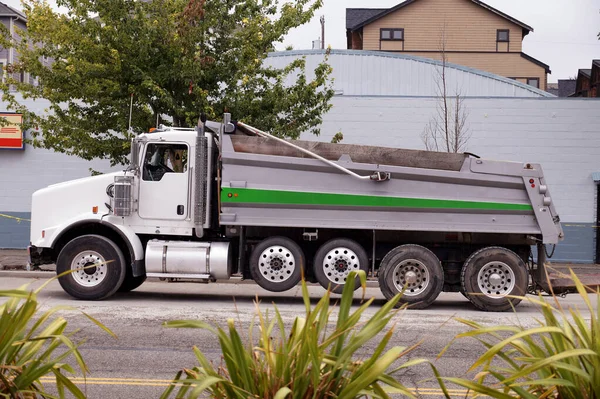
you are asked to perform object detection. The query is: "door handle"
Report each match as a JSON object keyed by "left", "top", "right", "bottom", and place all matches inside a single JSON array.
[{"left": 177, "top": 205, "right": 184, "bottom": 215}]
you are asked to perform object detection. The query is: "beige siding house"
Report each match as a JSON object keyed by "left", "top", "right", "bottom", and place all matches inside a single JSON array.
[{"left": 346, "top": 0, "right": 550, "bottom": 90}]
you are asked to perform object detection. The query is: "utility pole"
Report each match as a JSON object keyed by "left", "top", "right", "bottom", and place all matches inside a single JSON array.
[{"left": 320, "top": 15, "right": 325, "bottom": 49}]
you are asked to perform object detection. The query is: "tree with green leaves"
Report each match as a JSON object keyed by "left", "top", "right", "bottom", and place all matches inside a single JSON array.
[{"left": 1, "top": 0, "right": 334, "bottom": 165}]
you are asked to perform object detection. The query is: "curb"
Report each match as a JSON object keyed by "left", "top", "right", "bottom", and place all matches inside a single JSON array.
[{"left": 0, "top": 270, "right": 55, "bottom": 279}]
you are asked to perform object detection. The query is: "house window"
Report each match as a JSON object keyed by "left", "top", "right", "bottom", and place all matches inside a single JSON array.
[
  {"left": 380, "top": 28, "right": 404, "bottom": 41},
  {"left": 527, "top": 78, "right": 540, "bottom": 89},
  {"left": 497, "top": 29, "right": 509, "bottom": 42}
]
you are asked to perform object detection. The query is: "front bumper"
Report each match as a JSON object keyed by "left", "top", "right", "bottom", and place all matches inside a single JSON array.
[{"left": 27, "top": 244, "right": 55, "bottom": 268}]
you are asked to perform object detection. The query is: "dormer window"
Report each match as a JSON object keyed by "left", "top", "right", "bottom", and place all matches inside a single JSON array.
[{"left": 497, "top": 29, "right": 509, "bottom": 42}]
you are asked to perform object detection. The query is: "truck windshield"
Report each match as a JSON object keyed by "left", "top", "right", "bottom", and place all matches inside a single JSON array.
[{"left": 142, "top": 143, "right": 188, "bottom": 181}]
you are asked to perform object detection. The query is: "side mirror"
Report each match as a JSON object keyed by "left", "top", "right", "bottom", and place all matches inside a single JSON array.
[
  {"left": 127, "top": 138, "right": 140, "bottom": 173},
  {"left": 370, "top": 171, "right": 391, "bottom": 182}
]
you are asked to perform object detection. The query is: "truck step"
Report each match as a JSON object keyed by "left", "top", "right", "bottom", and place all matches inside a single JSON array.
[{"left": 146, "top": 273, "right": 212, "bottom": 280}]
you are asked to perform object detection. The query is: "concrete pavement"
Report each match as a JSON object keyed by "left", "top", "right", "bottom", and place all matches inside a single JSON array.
[{"left": 1, "top": 275, "right": 598, "bottom": 399}]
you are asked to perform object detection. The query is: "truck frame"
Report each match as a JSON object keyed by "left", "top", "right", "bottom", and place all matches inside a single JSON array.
[{"left": 29, "top": 114, "right": 563, "bottom": 311}]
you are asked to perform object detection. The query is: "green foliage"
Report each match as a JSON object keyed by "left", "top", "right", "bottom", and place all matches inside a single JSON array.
[
  {"left": 434, "top": 271, "right": 600, "bottom": 399},
  {"left": 330, "top": 131, "right": 344, "bottom": 144},
  {"left": 2, "top": 0, "right": 334, "bottom": 165},
  {"left": 0, "top": 283, "right": 114, "bottom": 398},
  {"left": 161, "top": 271, "right": 425, "bottom": 399}
]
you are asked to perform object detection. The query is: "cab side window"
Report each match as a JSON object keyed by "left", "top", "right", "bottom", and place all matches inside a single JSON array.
[{"left": 142, "top": 143, "right": 188, "bottom": 181}]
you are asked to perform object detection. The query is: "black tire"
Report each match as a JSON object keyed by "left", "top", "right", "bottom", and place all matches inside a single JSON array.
[
  {"left": 249, "top": 236, "right": 305, "bottom": 292},
  {"left": 118, "top": 273, "right": 146, "bottom": 293},
  {"left": 461, "top": 247, "right": 528, "bottom": 312},
  {"left": 56, "top": 235, "right": 126, "bottom": 300},
  {"left": 378, "top": 244, "right": 444, "bottom": 309},
  {"left": 313, "top": 238, "right": 369, "bottom": 294}
]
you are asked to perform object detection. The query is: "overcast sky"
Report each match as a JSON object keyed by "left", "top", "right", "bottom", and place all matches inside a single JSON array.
[{"left": 4, "top": 0, "right": 599, "bottom": 82}]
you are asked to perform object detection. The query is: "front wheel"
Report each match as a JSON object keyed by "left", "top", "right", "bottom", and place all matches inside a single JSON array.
[
  {"left": 118, "top": 274, "right": 146, "bottom": 293},
  {"left": 378, "top": 244, "right": 444, "bottom": 309},
  {"left": 461, "top": 247, "right": 528, "bottom": 312},
  {"left": 56, "top": 235, "right": 126, "bottom": 300}
]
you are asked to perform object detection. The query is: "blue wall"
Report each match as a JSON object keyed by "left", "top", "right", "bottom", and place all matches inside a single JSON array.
[
  {"left": 0, "top": 212, "right": 31, "bottom": 249},
  {"left": 549, "top": 223, "right": 597, "bottom": 264}
]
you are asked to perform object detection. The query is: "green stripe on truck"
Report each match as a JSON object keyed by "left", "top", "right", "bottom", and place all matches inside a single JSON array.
[{"left": 221, "top": 188, "right": 534, "bottom": 212}]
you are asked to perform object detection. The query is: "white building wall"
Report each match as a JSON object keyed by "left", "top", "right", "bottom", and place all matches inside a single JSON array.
[{"left": 0, "top": 96, "right": 115, "bottom": 248}]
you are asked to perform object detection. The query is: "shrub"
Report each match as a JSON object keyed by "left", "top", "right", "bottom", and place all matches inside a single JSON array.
[
  {"left": 434, "top": 271, "right": 600, "bottom": 399},
  {"left": 161, "top": 271, "right": 425, "bottom": 399},
  {"left": 0, "top": 283, "right": 114, "bottom": 398}
]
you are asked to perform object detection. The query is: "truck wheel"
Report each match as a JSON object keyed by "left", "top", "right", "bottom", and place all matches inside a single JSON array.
[
  {"left": 250, "top": 236, "right": 305, "bottom": 292},
  {"left": 313, "top": 238, "right": 369, "bottom": 294},
  {"left": 378, "top": 245, "right": 444, "bottom": 309},
  {"left": 118, "top": 274, "right": 146, "bottom": 293},
  {"left": 461, "top": 247, "right": 528, "bottom": 312},
  {"left": 56, "top": 235, "right": 126, "bottom": 300}
]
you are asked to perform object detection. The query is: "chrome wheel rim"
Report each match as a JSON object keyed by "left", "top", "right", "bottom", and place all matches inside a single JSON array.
[
  {"left": 392, "top": 259, "right": 430, "bottom": 296},
  {"left": 477, "top": 261, "right": 516, "bottom": 298},
  {"left": 71, "top": 250, "right": 108, "bottom": 287},
  {"left": 258, "top": 245, "right": 295, "bottom": 283},
  {"left": 322, "top": 247, "right": 360, "bottom": 284}
]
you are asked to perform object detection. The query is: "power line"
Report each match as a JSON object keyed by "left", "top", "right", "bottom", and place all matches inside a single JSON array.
[{"left": 526, "top": 40, "right": 600, "bottom": 46}]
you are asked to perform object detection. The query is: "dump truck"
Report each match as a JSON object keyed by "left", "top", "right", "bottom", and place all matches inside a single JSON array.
[{"left": 28, "top": 114, "right": 564, "bottom": 311}]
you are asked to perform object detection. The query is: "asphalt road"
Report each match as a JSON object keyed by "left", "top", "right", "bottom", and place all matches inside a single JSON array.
[{"left": 1, "top": 276, "right": 596, "bottom": 398}]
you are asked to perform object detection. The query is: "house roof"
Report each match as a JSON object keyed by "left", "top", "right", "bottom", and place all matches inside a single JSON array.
[
  {"left": 557, "top": 79, "right": 576, "bottom": 97},
  {"left": 579, "top": 69, "right": 592, "bottom": 78},
  {"left": 347, "top": 8, "right": 387, "bottom": 30},
  {"left": 0, "top": 2, "right": 26, "bottom": 21},
  {"left": 347, "top": 0, "right": 533, "bottom": 33},
  {"left": 593, "top": 60, "right": 600, "bottom": 69},
  {"left": 520, "top": 53, "right": 551, "bottom": 74}
]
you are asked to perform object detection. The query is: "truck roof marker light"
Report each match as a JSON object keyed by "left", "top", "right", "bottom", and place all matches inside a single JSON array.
[
  {"left": 92, "top": 206, "right": 98, "bottom": 214},
  {"left": 234, "top": 193, "right": 239, "bottom": 198},
  {"left": 227, "top": 193, "right": 233, "bottom": 198},
  {"left": 41, "top": 230, "right": 45, "bottom": 238}
]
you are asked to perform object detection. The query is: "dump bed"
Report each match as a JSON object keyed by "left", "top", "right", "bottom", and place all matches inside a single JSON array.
[{"left": 219, "top": 134, "right": 563, "bottom": 244}]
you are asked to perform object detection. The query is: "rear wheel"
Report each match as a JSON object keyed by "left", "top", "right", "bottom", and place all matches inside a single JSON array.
[
  {"left": 378, "top": 244, "right": 444, "bottom": 309},
  {"left": 313, "top": 238, "right": 369, "bottom": 294},
  {"left": 249, "top": 237, "right": 305, "bottom": 292},
  {"left": 56, "top": 235, "right": 126, "bottom": 300},
  {"left": 461, "top": 247, "right": 528, "bottom": 312}
]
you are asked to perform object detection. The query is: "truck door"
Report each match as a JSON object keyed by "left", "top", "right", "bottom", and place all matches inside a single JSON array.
[{"left": 139, "top": 142, "right": 189, "bottom": 220}]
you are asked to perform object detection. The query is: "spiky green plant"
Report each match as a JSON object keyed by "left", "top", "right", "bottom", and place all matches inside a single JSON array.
[
  {"left": 161, "top": 271, "right": 425, "bottom": 399},
  {"left": 0, "top": 283, "right": 114, "bottom": 398},
  {"left": 433, "top": 270, "right": 600, "bottom": 399}
]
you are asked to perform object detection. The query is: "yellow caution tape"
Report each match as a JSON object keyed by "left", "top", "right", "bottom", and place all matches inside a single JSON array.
[{"left": 0, "top": 213, "right": 31, "bottom": 223}]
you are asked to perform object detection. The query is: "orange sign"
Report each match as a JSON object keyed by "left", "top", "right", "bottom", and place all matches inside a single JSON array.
[{"left": 0, "top": 113, "right": 23, "bottom": 150}]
